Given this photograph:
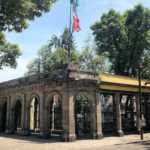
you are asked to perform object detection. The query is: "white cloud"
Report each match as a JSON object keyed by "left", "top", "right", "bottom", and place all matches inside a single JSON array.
[{"left": 0, "top": 58, "right": 29, "bottom": 82}]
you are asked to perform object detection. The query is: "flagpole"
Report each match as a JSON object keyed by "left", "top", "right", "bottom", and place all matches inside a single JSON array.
[
  {"left": 68, "top": 0, "right": 73, "bottom": 65},
  {"left": 68, "top": 0, "right": 80, "bottom": 65}
]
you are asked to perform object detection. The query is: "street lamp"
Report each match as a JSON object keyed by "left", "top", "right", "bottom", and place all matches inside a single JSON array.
[{"left": 138, "top": 64, "right": 144, "bottom": 140}]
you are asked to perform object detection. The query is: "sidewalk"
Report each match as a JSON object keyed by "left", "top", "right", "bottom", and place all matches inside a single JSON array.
[{"left": 0, "top": 133, "right": 150, "bottom": 150}]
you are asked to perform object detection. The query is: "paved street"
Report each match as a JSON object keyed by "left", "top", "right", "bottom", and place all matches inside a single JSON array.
[{"left": 0, "top": 133, "right": 150, "bottom": 150}]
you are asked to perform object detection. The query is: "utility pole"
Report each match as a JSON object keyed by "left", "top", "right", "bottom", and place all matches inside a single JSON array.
[{"left": 138, "top": 64, "right": 144, "bottom": 140}]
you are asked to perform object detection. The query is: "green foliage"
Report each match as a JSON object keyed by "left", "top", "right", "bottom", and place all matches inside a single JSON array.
[
  {"left": 141, "top": 51, "right": 150, "bottom": 79},
  {"left": 26, "top": 28, "right": 79, "bottom": 75},
  {"left": 91, "top": 4, "right": 150, "bottom": 77},
  {"left": 0, "top": 32, "right": 21, "bottom": 69},
  {"left": 0, "top": 0, "right": 56, "bottom": 70},
  {"left": 79, "top": 38, "right": 108, "bottom": 74},
  {"left": 26, "top": 29, "right": 107, "bottom": 76},
  {"left": 25, "top": 58, "right": 41, "bottom": 75},
  {"left": 0, "top": 0, "right": 57, "bottom": 32}
]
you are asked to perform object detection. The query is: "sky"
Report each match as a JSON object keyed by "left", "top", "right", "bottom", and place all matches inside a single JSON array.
[{"left": 0, "top": 0, "right": 150, "bottom": 82}]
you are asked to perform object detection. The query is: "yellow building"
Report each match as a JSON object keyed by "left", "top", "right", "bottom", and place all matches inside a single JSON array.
[{"left": 100, "top": 73, "right": 150, "bottom": 93}]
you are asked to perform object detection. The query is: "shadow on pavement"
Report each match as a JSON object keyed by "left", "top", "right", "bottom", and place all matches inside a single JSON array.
[
  {"left": 0, "top": 133, "right": 63, "bottom": 144},
  {"left": 116, "top": 140, "right": 150, "bottom": 150}
]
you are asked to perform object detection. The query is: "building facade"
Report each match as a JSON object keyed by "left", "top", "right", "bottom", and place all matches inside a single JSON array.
[{"left": 0, "top": 66, "right": 150, "bottom": 141}]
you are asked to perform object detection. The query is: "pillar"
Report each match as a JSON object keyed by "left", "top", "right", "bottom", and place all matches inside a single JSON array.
[
  {"left": 5, "top": 96, "right": 11, "bottom": 134},
  {"left": 96, "top": 92, "right": 103, "bottom": 138},
  {"left": 24, "top": 94, "right": 31, "bottom": 135},
  {"left": 62, "top": 87, "right": 76, "bottom": 141},
  {"left": 39, "top": 92, "right": 47, "bottom": 137},
  {"left": 115, "top": 93, "right": 124, "bottom": 136},
  {"left": 21, "top": 94, "right": 30, "bottom": 135},
  {"left": 8, "top": 95, "right": 15, "bottom": 133},
  {"left": 10, "top": 108, "right": 15, "bottom": 133},
  {"left": 0, "top": 105, "right": 2, "bottom": 132},
  {"left": 90, "top": 91, "right": 103, "bottom": 139}
]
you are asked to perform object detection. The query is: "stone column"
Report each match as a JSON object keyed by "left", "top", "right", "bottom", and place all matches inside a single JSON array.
[
  {"left": 6, "top": 96, "right": 11, "bottom": 134},
  {"left": 24, "top": 94, "right": 31, "bottom": 135},
  {"left": 0, "top": 105, "right": 2, "bottom": 132},
  {"left": 62, "top": 87, "right": 76, "bottom": 141},
  {"left": 115, "top": 93, "right": 124, "bottom": 136},
  {"left": 39, "top": 92, "right": 46, "bottom": 137},
  {"left": 9, "top": 96, "right": 15, "bottom": 133},
  {"left": 21, "top": 94, "right": 25, "bottom": 134},
  {"left": 21, "top": 94, "right": 30, "bottom": 135},
  {"left": 135, "top": 94, "right": 141, "bottom": 133},
  {"left": 10, "top": 108, "right": 15, "bottom": 133},
  {"left": 90, "top": 91, "right": 103, "bottom": 139},
  {"left": 95, "top": 92, "right": 103, "bottom": 138}
]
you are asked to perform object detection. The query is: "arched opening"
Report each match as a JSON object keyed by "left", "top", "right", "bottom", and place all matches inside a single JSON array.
[
  {"left": 75, "top": 94, "right": 91, "bottom": 138},
  {"left": 1, "top": 102, "right": 7, "bottom": 132},
  {"left": 101, "top": 93, "right": 116, "bottom": 133},
  {"left": 14, "top": 100, "right": 22, "bottom": 132},
  {"left": 121, "top": 95, "right": 136, "bottom": 132},
  {"left": 29, "top": 97, "right": 40, "bottom": 132},
  {"left": 48, "top": 94, "right": 62, "bottom": 137}
]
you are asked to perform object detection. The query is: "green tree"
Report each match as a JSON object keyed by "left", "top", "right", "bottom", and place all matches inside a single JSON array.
[
  {"left": 25, "top": 58, "right": 41, "bottom": 75},
  {"left": 26, "top": 31, "right": 107, "bottom": 76},
  {"left": 0, "top": 0, "right": 56, "bottom": 70},
  {"left": 91, "top": 4, "right": 150, "bottom": 77},
  {"left": 0, "top": 0, "right": 56, "bottom": 32},
  {"left": 0, "top": 32, "right": 21, "bottom": 69},
  {"left": 79, "top": 38, "right": 108, "bottom": 74},
  {"left": 141, "top": 51, "right": 150, "bottom": 79},
  {"left": 26, "top": 28, "right": 79, "bottom": 75}
]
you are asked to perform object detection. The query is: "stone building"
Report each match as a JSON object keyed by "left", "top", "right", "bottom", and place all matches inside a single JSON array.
[{"left": 0, "top": 65, "right": 150, "bottom": 141}]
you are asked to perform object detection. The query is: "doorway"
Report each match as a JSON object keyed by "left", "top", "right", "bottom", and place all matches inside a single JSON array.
[{"left": 75, "top": 94, "right": 91, "bottom": 138}]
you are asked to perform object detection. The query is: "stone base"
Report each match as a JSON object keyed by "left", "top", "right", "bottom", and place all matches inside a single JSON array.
[
  {"left": 117, "top": 130, "right": 124, "bottom": 137},
  {"left": 96, "top": 133, "right": 103, "bottom": 139},
  {"left": 5, "top": 130, "right": 14, "bottom": 134},
  {"left": 21, "top": 130, "right": 30, "bottom": 136},
  {"left": 136, "top": 129, "right": 141, "bottom": 135},
  {"left": 92, "top": 133, "right": 103, "bottom": 139},
  {"left": 39, "top": 132, "right": 49, "bottom": 139},
  {"left": 62, "top": 134, "right": 76, "bottom": 142}
]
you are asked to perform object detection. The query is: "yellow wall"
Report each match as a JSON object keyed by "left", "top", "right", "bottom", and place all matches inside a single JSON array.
[{"left": 99, "top": 73, "right": 150, "bottom": 92}]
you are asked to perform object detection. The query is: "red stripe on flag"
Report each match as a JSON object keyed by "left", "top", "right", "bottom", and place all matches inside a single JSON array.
[{"left": 73, "top": 15, "right": 80, "bottom": 32}]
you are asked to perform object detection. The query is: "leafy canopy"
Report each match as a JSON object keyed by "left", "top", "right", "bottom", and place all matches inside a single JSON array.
[
  {"left": 0, "top": 0, "right": 57, "bottom": 32},
  {"left": 0, "top": 32, "right": 21, "bottom": 69},
  {"left": 0, "top": 0, "right": 56, "bottom": 69},
  {"left": 91, "top": 4, "right": 150, "bottom": 77},
  {"left": 26, "top": 29, "right": 107, "bottom": 76},
  {"left": 79, "top": 37, "right": 108, "bottom": 74},
  {"left": 26, "top": 28, "right": 79, "bottom": 75}
]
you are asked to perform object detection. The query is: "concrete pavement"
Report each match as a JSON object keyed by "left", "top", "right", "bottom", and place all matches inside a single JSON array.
[{"left": 0, "top": 133, "right": 150, "bottom": 150}]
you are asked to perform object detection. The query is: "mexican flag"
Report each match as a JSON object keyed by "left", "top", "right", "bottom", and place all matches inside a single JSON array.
[{"left": 70, "top": 0, "right": 80, "bottom": 32}]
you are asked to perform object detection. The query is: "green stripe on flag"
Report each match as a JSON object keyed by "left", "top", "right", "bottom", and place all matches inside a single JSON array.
[
  {"left": 70, "top": 0, "right": 79, "bottom": 7},
  {"left": 76, "top": 0, "right": 79, "bottom": 6}
]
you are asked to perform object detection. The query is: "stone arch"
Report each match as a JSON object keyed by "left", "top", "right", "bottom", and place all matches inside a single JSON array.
[
  {"left": 120, "top": 94, "right": 137, "bottom": 132},
  {"left": 29, "top": 94, "right": 40, "bottom": 132},
  {"left": 45, "top": 91, "right": 63, "bottom": 136},
  {"left": 13, "top": 96, "right": 23, "bottom": 132},
  {"left": 100, "top": 93, "right": 116, "bottom": 133},
  {"left": 74, "top": 91, "right": 92, "bottom": 138},
  {"left": 14, "top": 100, "right": 22, "bottom": 131}
]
